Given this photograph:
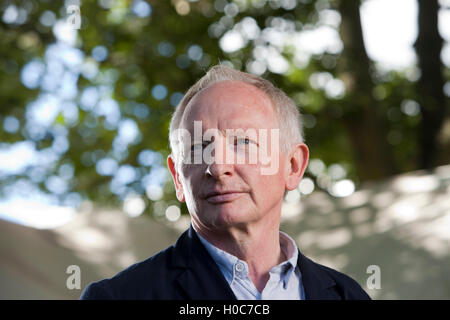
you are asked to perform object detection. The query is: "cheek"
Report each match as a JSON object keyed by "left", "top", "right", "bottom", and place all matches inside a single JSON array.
[
  {"left": 181, "top": 165, "right": 205, "bottom": 198},
  {"left": 262, "top": 175, "right": 285, "bottom": 196},
  {"left": 241, "top": 165, "right": 286, "bottom": 198}
]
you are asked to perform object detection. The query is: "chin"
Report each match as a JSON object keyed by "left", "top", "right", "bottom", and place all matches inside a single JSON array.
[{"left": 204, "top": 205, "right": 254, "bottom": 228}]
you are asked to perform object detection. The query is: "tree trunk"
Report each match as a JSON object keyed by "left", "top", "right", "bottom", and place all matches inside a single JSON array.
[
  {"left": 337, "top": 0, "right": 395, "bottom": 181},
  {"left": 414, "top": 0, "right": 447, "bottom": 169}
]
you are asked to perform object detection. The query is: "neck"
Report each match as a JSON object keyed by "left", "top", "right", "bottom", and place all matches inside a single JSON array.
[{"left": 194, "top": 216, "right": 286, "bottom": 293}]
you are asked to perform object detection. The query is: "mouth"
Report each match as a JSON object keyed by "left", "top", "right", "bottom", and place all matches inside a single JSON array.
[{"left": 204, "top": 191, "right": 246, "bottom": 204}]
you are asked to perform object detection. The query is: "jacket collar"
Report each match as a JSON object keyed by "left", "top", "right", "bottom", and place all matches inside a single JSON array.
[
  {"left": 170, "top": 225, "right": 237, "bottom": 300},
  {"left": 297, "top": 250, "right": 338, "bottom": 299}
]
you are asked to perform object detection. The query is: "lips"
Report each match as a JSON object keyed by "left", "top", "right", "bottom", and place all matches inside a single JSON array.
[{"left": 204, "top": 190, "right": 246, "bottom": 204}]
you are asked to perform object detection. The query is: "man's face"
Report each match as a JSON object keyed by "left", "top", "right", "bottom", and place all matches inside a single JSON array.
[{"left": 168, "top": 81, "right": 292, "bottom": 231}]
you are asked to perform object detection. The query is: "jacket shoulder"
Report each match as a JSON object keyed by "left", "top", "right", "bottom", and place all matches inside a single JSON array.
[{"left": 80, "top": 246, "right": 178, "bottom": 300}]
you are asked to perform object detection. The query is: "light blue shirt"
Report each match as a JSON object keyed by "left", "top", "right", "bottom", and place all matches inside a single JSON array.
[{"left": 195, "top": 229, "right": 306, "bottom": 300}]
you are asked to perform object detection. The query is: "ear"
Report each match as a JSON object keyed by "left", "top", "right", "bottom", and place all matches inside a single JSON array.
[
  {"left": 285, "top": 143, "right": 309, "bottom": 191},
  {"left": 167, "top": 155, "right": 186, "bottom": 203}
]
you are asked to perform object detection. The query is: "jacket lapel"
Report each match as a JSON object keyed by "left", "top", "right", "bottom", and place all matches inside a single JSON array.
[
  {"left": 297, "top": 250, "right": 340, "bottom": 299},
  {"left": 172, "top": 226, "right": 236, "bottom": 300}
]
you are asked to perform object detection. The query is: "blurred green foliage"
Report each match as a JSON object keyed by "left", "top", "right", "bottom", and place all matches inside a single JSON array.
[{"left": 0, "top": 0, "right": 448, "bottom": 219}]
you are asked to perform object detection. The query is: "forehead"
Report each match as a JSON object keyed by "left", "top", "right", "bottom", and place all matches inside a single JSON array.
[{"left": 181, "top": 81, "right": 278, "bottom": 131}]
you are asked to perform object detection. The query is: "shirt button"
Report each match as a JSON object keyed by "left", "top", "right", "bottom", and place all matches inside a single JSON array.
[{"left": 235, "top": 262, "right": 245, "bottom": 272}]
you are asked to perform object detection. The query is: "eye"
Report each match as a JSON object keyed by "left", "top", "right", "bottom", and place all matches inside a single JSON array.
[
  {"left": 234, "top": 137, "right": 257, "bottom": 146},
  {"left": 236, "top": 138, "right": 250, "bottom": 145},
  {"left": 191, "top": 143, "right": 204, "bottom": 152},
  {"left": 191, "top": 140, "right": 212, "bottom": 151}
]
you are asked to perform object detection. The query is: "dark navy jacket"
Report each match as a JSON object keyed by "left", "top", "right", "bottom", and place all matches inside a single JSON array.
[{"left": 80, "top": 226, "right": 371, "bottom": 300}]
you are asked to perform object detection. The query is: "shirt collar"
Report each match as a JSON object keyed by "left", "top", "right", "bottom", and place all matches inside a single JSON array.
[
  {"left": 195, "top": 231, "right": 239, "bottom": 284},
  {"left": 195, "top": 228, "right": 299, "bottom": 286},
  {"left": 276, "top": 231, "right": 299, "bottom": 287},
  {"left": 279, "top": 230, "right": 299, "bottom": 270}
]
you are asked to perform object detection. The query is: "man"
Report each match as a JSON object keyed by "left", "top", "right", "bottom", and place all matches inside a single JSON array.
[{"left": 81, "top": 65, "right": 370, "bottom": 300}]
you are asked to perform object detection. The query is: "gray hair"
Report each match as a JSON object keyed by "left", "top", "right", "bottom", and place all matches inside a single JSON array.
[{"left": 169, "top": 65, "right": 304, "bottom": 162}]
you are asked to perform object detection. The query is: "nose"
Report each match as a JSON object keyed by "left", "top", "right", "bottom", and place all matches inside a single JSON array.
[
  {"left": 206, "top": 161, "right": 234, "bottom": 178},
  {"left": 205, "top": 135, "right": 234, "bottom": 179}
]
